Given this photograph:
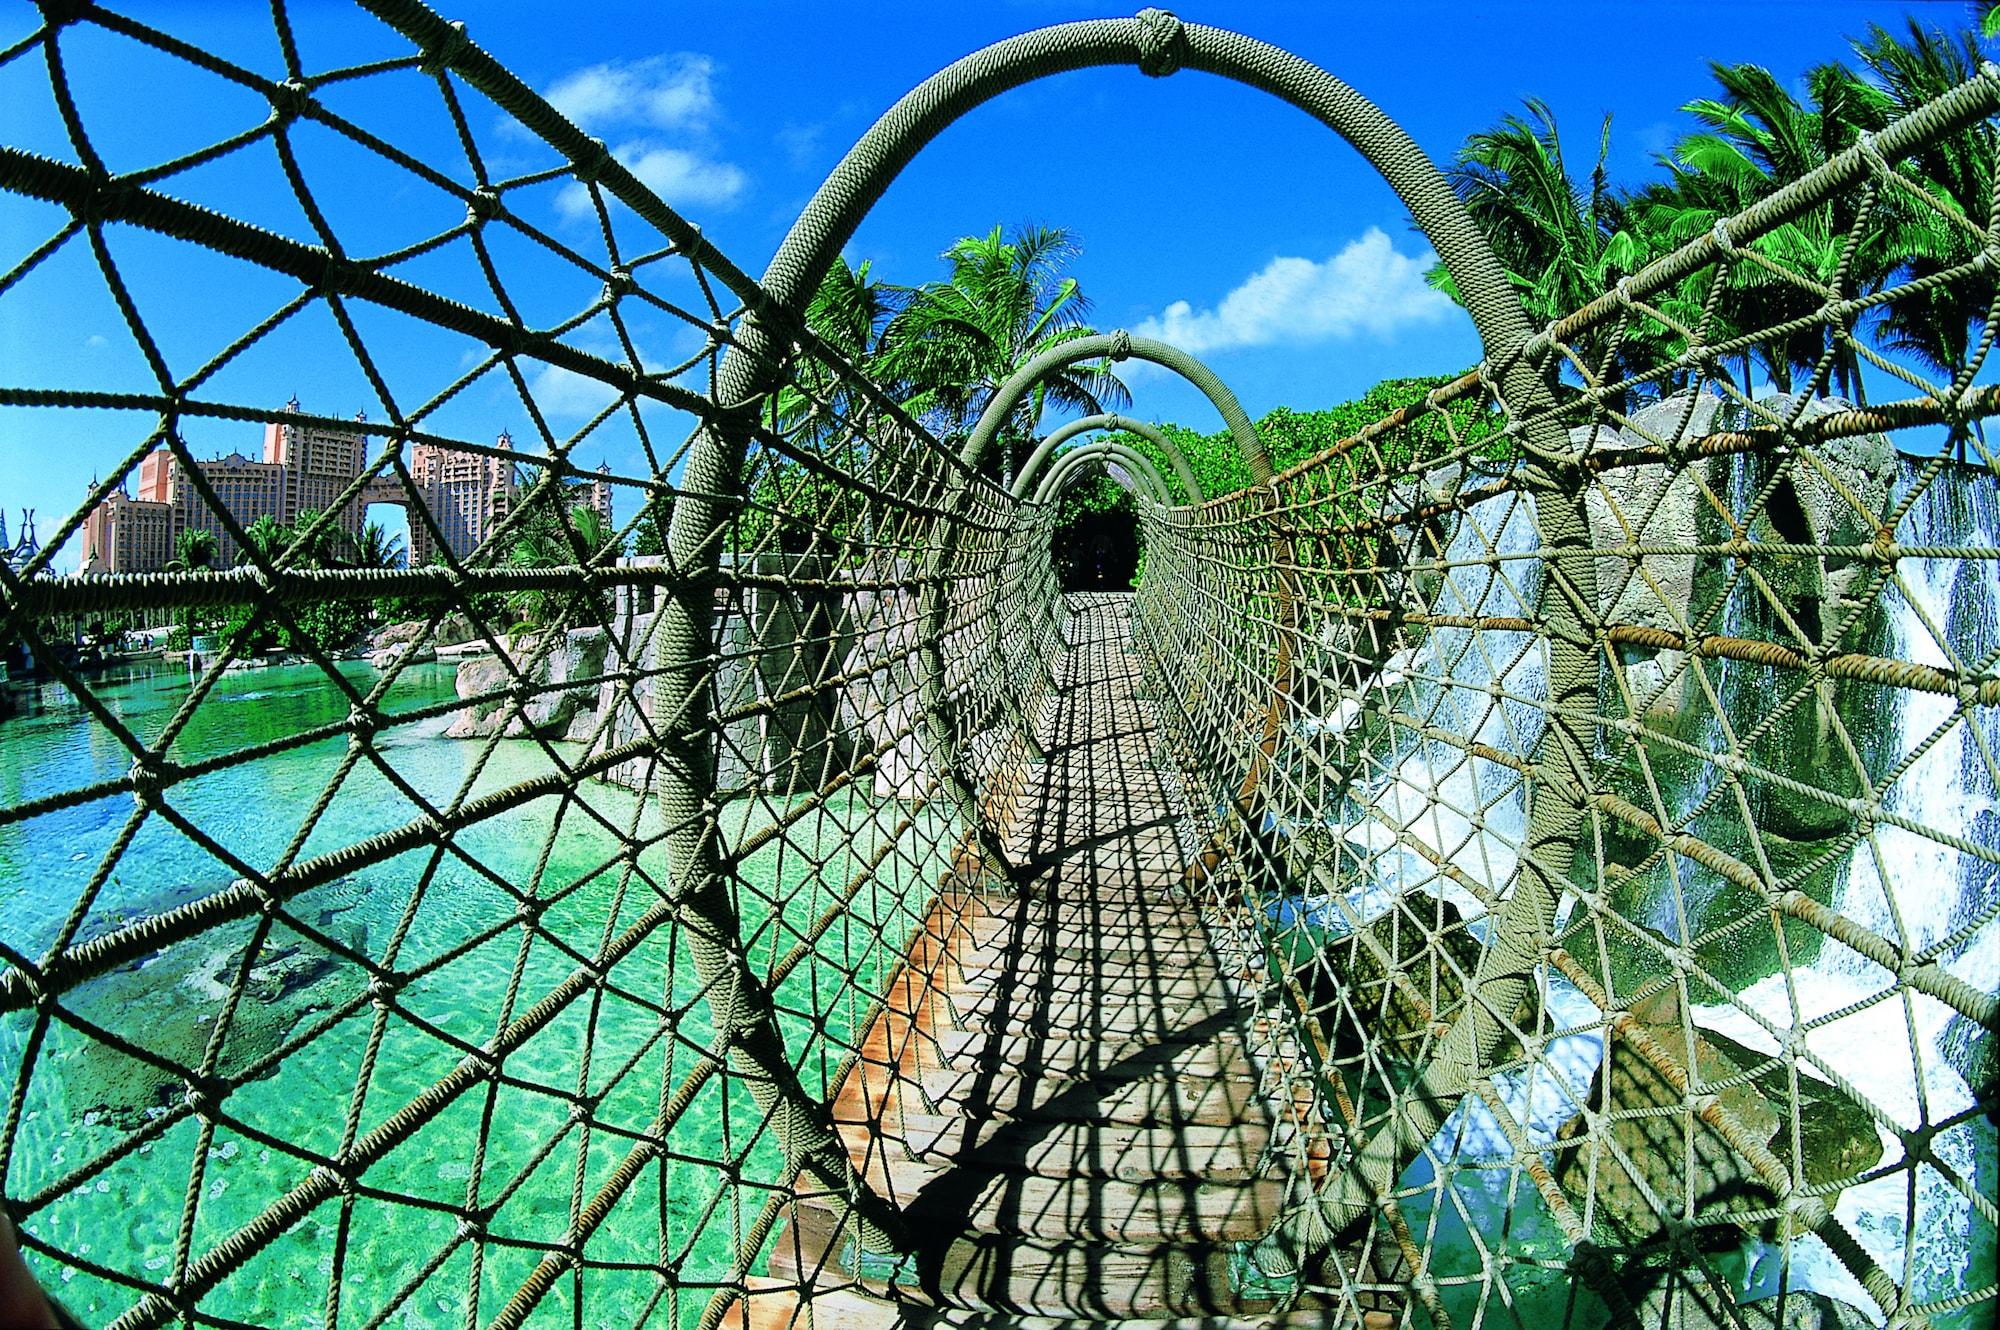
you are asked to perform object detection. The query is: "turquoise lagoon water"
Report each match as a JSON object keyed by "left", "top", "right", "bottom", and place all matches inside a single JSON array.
[{"left": 0, "top": 661, "right": 947, "bottom": 1327}]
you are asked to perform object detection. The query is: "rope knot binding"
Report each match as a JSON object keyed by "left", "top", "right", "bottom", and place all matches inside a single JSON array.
[
  {"left": 465, "top": 185, "right": 502, "bottom": 225},
  {"left": 1107, "top": 329, "right": 1134, "bottom": 361},
  {"left": 267, "top": 79, "right": 313, "bottom": 124},
  {"left": 1132, "top": 9, "right": 1187, "bottom": 77},
  {"left": 31, "top": 0, "right": 91, "bottom": 30},
  {"left": 417, "top": 19, "right": 470, "bottom": 75},
  {"left": 127, "top": 753, "right": 166, "bottom": 808},
  {"left": 1855, "top": 129, "right": 1893, "bottom": 179}
]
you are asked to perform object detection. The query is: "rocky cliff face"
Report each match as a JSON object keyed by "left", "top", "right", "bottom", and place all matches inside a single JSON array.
[{"left": 446, "top": 625, "right": 610, "bottom": 741}]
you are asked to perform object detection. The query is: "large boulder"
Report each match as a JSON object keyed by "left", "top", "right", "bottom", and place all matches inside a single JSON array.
[
  {"left": 369, "top": 619, "right": 426, "bottom": 651},
  {"left": 1555, "top": 986, "right": 1882, "bottom": 1245},
  {"left": 445, "top": 627, "right": 609, "bottom": 740},
  {"left": 1579, "top": 395, "right": 1723, "bottom": 716},
  {"left": 369, "top": 642, "right": 434, "bottom": 670}
]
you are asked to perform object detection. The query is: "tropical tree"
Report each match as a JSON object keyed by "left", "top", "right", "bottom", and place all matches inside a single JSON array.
[
  {"left": 1837, "top": 20, "right": 1997, "bottom": 389},
  {"left": 878, "top": 224, "right": 1130, "bottom": 481},
  {"left": 1428, "top": 100, "right": 1651, "bottom": 386},
  {"left": 278, "top": 507, "right": 355, "bottom": 568},
  {"left": 235, "top": 514, "right": 286, "bottom": 567},
  {"left": 353, "top": 520, "right": 406, "bottom": 571},
  {"left": 165, "top": 527, "right": 219, "bottom": 651},
  {"left": 506, "top": 485, "right": 618, "bottom": 627},
  {"left": 168, "top": 527, "right": 218, "bottom": 575},
  {"left": 763, "top": 255, "right": 916, "bottom": 547},
  {"left": 1632, "top": 62, "right": 1882, "bottom": 399},
  {"left": 777, "top": 256, "right": 903, "bottom": 441}
]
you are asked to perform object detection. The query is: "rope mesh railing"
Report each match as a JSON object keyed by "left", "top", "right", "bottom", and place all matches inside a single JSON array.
[
  {"left": 0, "top": 5, "right": 1022, "bottom": 1326},
  {"left": 0, "top": 4, "right": 1997, "bottom": 1329},
  {"left": 1112, "top": 62, "right": 2000, "bottom": 1330}
]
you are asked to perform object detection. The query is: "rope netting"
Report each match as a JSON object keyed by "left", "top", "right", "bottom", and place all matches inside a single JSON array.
[
  {"left": 1115, "top": 67, "right": 2000, "bottom": 1330},
  {"left": 0, "top": 4, "right": 1995, "bottom": 1329}
]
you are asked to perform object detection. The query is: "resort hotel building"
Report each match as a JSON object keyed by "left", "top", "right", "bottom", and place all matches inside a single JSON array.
[{"left": 77, "top": 399, "right": 613, "bottom": 573}]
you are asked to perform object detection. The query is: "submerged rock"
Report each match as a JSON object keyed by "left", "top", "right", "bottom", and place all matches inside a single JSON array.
[
  {"left": 1309, "top": 894, "right": 1536, "bottom": 1068},
  {"left": 56, "top": 879, "right": 370, "bottom": 1129},
  {"left": 1555, "top": 986, "right": 1882, "bottom": 1245}
]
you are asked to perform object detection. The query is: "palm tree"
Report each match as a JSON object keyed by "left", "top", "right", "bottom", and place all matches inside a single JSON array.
[
  {"left": 166, "top": 527, "right": 219, "bottom": 651},
  {"left": 878, "top": 224, "right": 1130, "bottom": 481},
  {"left": 1429, "top": 100, "right": 1652, "bottom": 386},
  {"left": 167, "top": 527, "right": 217, "bottom": 574},
  {"left": 236, "top": 514, "right": 286, "bottom": 567},
  {"left": 1633, "top": 62, "right": 1881, "bottom": 399},
  {"left": 286, "top": 508, "right": 355, "bottom": 568},
  {"left": 1838, "top": 21, "right": 1997, "bottom": 391},
  {"left": 353, "top": 520, "right": 406, "bottom": 571},
  {"left": 773, "top": 256, "right": 910, "bottom": 509},
  {"left": 506, "top": 486, "right": 617, "bottom": 627}
]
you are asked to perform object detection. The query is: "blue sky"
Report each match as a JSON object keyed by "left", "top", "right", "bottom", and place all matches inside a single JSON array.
[{"left": 0, "top": 0, "right": 1983, "bottom": 566}]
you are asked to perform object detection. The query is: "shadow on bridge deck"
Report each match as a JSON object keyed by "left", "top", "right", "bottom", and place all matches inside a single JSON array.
[{"left": 726, "top": 594, "right": 1397, "bottom": 1328}]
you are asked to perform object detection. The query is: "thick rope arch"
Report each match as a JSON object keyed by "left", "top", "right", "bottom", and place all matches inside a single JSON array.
[
  {"left": 1013, "top": 413, "right": 1205, "bottom": 504},
  {"left": 659, "top": 9, "right": 1604, "bottom": 1257},
  {"left": 969, "top": 333, "right": 1267, "bottom": 485},
  {"left": 1030, "top": 438, "right": 1175, "bottom": 506}
]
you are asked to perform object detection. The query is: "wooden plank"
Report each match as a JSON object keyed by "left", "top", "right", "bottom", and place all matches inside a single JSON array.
[
  {"left": 712, "top": 1278, "right": 909, "bottom": 1330},
  {"left": 896, "top": 1067, "right": 1267, "bottom": 1128},
  {"left": 767, "top": 1219, "right": 1266, "bottom": 1318},
  {"left": 842, "top": 1116, "right": 1273, "bottom": 1184},
  {"left": 764, "top": 595, "right": 1306, "bottom": 1322},
  {"left": 936, "top": 1028, "right": 1260, "bottom": 1080}
]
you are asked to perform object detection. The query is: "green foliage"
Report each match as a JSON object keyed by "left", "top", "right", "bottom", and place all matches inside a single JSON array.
[
  {"left": 630, "top": 496, "right": 670, "bottom": 557},
  {"left": 505, "top": 482, "right": 619, "bottom": 628},
  {"left": 1429, "top": 99, "right": 1649, "bottom": 376},
  {"left": 371, "top": 553, "right": 509, "bottom": 632},
  {"left": 1430, "top": 19, "right": 1997, "bottom": 402},
  {"left": 876, "top": 224, "right": 1130, "bottom": 477},
  {"left": 1046, "top": 374, "right": 1501, "bottom": 583},
  {"left": 1075, "top": 372, "right": 1499, "bottom": 508},
  {"left": 169, "top": 527, "right": 217, "bottom": 574}
]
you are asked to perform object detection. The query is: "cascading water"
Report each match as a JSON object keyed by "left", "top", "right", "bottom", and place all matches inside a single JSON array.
[
  {"left": 1277, "top": 433, "right": 1996, "bottom": 1325},
  {"left": 1696, "top": 454, "right": 2000, "bottom": 1321}
]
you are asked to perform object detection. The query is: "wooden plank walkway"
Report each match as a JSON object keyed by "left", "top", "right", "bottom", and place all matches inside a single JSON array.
[{"left": 724, "top": 594, "right": 1385, "bottom": 1328}]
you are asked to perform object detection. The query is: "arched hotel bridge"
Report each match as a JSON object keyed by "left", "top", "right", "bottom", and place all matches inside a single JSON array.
[{"left": 0, "top": 5, "right": 1996, "bottom": 1328}]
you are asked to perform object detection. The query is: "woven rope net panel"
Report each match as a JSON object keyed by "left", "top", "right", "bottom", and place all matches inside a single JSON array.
[{"left": 0, "top": 5, "right": 1995, "bottom": 1329}]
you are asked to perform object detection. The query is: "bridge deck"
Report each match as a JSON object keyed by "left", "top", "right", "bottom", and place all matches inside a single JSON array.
[{"left": 729, "top": 594, "right": 1379, "bottom": 1328}]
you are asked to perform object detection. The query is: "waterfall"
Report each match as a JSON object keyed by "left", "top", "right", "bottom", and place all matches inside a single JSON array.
[
  {"left": 1695, "top": 454, "right": 2000, "bottom": 1319},
  {"left": 1273, "top": 435, "right": 1995, "bottom": 1321}
]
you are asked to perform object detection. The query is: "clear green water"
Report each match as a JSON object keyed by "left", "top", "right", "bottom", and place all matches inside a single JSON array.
[{"left": 0, "top": 661, "right": 946, "bottom": 1327}]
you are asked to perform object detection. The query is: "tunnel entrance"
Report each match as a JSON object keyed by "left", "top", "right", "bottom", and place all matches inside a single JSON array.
[{"left": 1052, "top": 507, "right": 1140, "bottom": 590}]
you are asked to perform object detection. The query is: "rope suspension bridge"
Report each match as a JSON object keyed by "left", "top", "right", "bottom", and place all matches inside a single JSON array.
[{"left": 0, "top": 6, "right": 1996, "bottom": 1328}]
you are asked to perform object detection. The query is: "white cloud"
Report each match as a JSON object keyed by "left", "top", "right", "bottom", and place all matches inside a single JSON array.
[
  {"left": 522, "top": 327, "right": 704, "bottom": 422},
  {"left": 526, "top": 361, "right": 623, "bottom": 421},
  {"left": 538, "top": 54, "right": 747, "bottom": 217},
  {"left": 1132, "top": 228, "right": 1453, "bottom": 356},
  {"left": 555, "top": 142, "right": 746, "bottom": 218},
  {"left": 83, "top": 334, "right": 108, "bottom": 349},
  {"left": 546, "top": 55, "right": 717, "bottom": 135}
]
